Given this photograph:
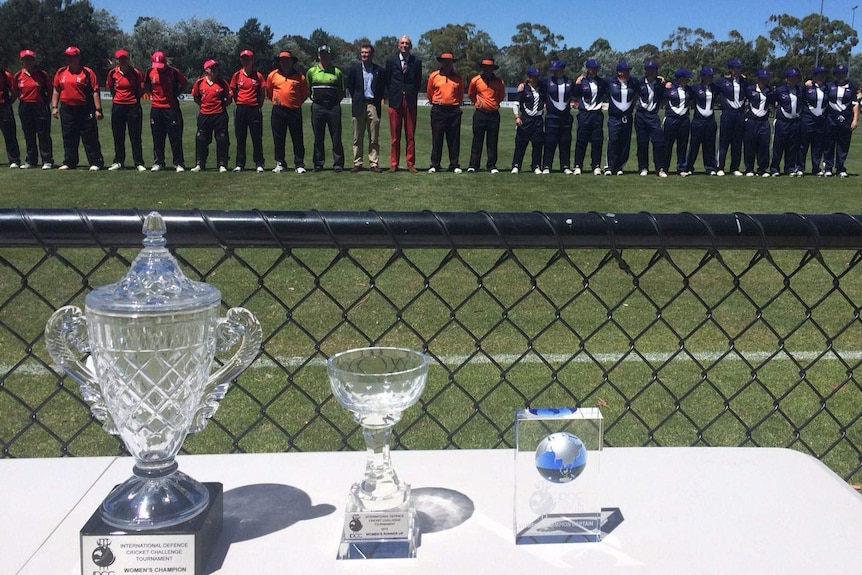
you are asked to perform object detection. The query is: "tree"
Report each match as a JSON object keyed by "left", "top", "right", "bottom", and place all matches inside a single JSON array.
[
  {"left": 237, "top": 18, "right": 274, "bottom": 71},
  {"left": 170, "top": 18, "right": 237, "bottom": 80},
  {"left": 768, "top": 13, "right": 858, "bottom": 72},
  {"left": 417, "top": 23, "right": 498, "bottom": 82},
  {"left": 506, "top": 22, "right": 564, "bottom": 77},
  {"left": 660, "top": 27, "right": 716, "bottom": 74}
]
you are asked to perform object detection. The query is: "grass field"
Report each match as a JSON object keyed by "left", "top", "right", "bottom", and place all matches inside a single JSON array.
[{"left": 1, "top": 102, "right": 861, "bottom": 485}]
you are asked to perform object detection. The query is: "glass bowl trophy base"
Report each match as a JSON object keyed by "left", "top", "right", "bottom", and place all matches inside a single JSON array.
[
  {"left": 80, "top": 483, "right": 223, "bottom": 575},
  {"left": 337, "top": 485, "right": 419, "bottom": 560}
]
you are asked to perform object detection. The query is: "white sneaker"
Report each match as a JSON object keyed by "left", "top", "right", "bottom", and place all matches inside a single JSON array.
[
  {"left": 190, "top": 165, "right": 202, "bottom": 172},
  {"left": 490, "top": 168, "right": 499, "bottom": 174},
  {"left": 19, "top": 163, "right": 32, "bottom": 169},
  {"left": 108, "top": 163, "right": 122, "bottom": 171},
  {"left": 58, "top": 164, "right": 70, "bottom": 170},
  {"left": 219, "top": 166, "right": 228, "bottom": 173},
  {"left": 467, "top": 167, "right": 475, "bottom": 173},
  {"left": 42, "top": 163, "right": 53, "bottom": 170},
  {"left": 88, "top": 165, "right": 100, "bottom": 171},
  {"left": 151, "top": 164, "right": 162, "bottom": 172},
  {"left": 839, "top": 171, "right": 849, "bottom": 178},
  {"left": 679, "top": 171, "right": 690, "bottom": 177},
  {"left": 453, "top": 167, "right": 462, "bottom": 174},
  {"left": 824, "top": 171, "right": 833, "bottom": 177},
  {"left": 708, "top": 170, "right": 717, "bottom": 176},
  {"left": 295, "top": 166, "right": 306, "bottom": 174},
  {"left": 511, "top": 167, "right": 518, "bottom": 174},
  {"left": 716, "top": 170, "right": 726, "bottom": 176},
  {"left": 563, "top": 168, "right": 573, "bottom": 175},
  {"left": 639, "top": 169, "right": 648, "bottom": 176},
  {"left": 232, "top": 166, "right": 242, "bottom": 173},
  {"left": 733, "top": 170, "right": 744, "bottom": 176},
  {"left": 593, "top": 168, "right": 603, "bottom": 176},
  {"left": 428, "top": 167, "right": 437, "bottom": 173},
  {"left": 817, "top": 171, "right": 825, "bottom": 177},
  {"left": 256, "top": 166, "right": 264, "bottom": 173},
  {"left": 603, "top": 169, "right": 612, "bottom": 176},
  {"left": 534, "top": 168, "right": 542, "bottom": 175},
  {"left": 175, "top": 165, "right": 185, "bottom": 173},
  {"left": 542, "top": 168, "right": 550, "bottom": 174},
  {"left": 272, "top": 164, "right": 285, "bottom": 173},
  {"left": 573, "top": 167, "right": 581, "bottom": 175},
  {"left": 616, "top": 170, "right": 624, "bottom": 176},
  {"left": 745, "top": 172, "right": 755, "bottom": 177},
  {"left": 762, "top": 172, "right": 771, "bottom": 177},
  {"left": 658, "top": 169, "right": 668, "bottom": 178},
  {"left": 795, "top": 170, "right": 804, "bottom": 177},
  {"left": 9, "top": 162, "right": 19, "bottom": 169},
  {"left": 136, "top": 165, "right": 146, "bottom": 172},
  {"left": 788, "top": 171, "right": 797, "bottom": 177}
]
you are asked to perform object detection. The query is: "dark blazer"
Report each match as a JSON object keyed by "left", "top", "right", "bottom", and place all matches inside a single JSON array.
[
  {"left": 347, "top": 60, "right": 384, "bottom": 117},
  {"left": 383, "top": 53, "right": 422, "bottom": 110}
]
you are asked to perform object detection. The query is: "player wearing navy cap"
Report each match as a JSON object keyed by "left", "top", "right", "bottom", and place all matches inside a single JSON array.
[
  {"left": 190, "top": 59, "right": 232, "bottom": 172},
  {"left": 713, "top": 58, "right": 747, "bottom": 176},
  {"left": 145, "top": 50, "right": 188, "bottom": 172},
  {"left": 635, "top": 60, "right": 666, "bottom": 177},
  {"left": 14, "top": 49, "right": 53, "bottom": 169},
  {"left": 0, "top": 59, "right": 21, "bottom": 168},
  {"left": 511, "top": 66, "right": 543, "bottom": 174},
  {"left": 743, "top": 69, "right": 774, "bottom": 177},
  {"left": 573, "top": 59, "right": 607, "bottom": 175},
  {"left": 685, "top": 66, "right": 719, "bottom": 175},
  {"left": 769, "top": 68, "right": 803, "bottom": 177},
  {"left": 539, "top": 60, "right": 574, "bottom": 173},
  {"left": 106, "top": 49, "right": 145, "bottom": 171},
  {"left": 603, "top": 61, "right": 638, "bottom": 175},
  {"left": 800, "top": 66, "right": 829, "bottom": 175},
  {"left": 823, "top": 65, "right": 858, "bottom": 178},
  {"left": 663, "top": 69, "right": 694, "bottom": 176},
  {"left": 51, "top": 46, "right": 104, "bottom": 171},
  {"left": 230, "top": 49, "right": 266, "bottom": 172}
]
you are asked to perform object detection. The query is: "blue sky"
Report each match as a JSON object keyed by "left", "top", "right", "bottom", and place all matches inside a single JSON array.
[{"left": 92, "top": 0, "right": 859, "bottom": 53}]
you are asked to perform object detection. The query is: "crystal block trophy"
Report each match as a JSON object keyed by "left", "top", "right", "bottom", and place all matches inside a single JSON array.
[
  {"left": 514, "top": 407, "right": 603, "bottom": 544},
  {"left": 327, "top": 347, "right": 429, "bottom": 559},
  {"left": 45, "top": 212, "right": 261, "bottom": 575}
]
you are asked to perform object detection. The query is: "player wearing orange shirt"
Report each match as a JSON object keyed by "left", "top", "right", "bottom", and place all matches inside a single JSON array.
[
  {"left": 14, "top": 49, "right": 53, "bottom": 169},
  {"left": 467, "top": 58, "right": 506, "bottom": 173},
  {"left": 425, "top": 53, "right": 464, "bottom": 173},
  {"left": 230, "top": 49, "right": 266, "bottom": 172},
  {"left": 266, "top": 51, "right": 309, "bottom": 173},
  {"left": 106, "top": 49, "right": 145, "bottom": 171},
  {"left": 191, "top": 59, "right": 231, "bottom": 172},
  {"left": 51, "top": 46, "right": 104, "bottom": 171}
]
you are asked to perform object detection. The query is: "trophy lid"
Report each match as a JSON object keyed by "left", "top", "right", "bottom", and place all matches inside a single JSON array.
[{"left": 85, "top": 212, "right": 221, "bottom": 312}]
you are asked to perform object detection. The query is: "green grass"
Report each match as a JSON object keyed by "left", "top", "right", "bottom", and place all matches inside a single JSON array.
[{"left": 1, "top": 102, "right": 861, "bottom": 486}]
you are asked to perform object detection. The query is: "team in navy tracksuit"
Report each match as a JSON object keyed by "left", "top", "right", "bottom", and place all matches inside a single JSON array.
[
  {"left": 573, "top": 59, "right": 606, "bottom": 173},
  {"left": 512, "top": 67, "right": 544, "bottom": 173},
  {"left": 539, "top": 60, "right": 574, "bottom": 172},
  {"left": 604, "top": 61, "right": 639, "bottom": 174},
  {"left": 743, "top": 70, "right": 774, "bottom": 176},
  {"left": 635, "top": 60, "right": 666, "bottom": 176},
  {"left": 713, "top": 59, "right": 747, "bottom": 174},
  {"left": 800, "top": 66, "right": 829, "bottom": 175},
  {"left": 686, "top": 67, "right": 719, "bottom": 175},
  {"left": 770, "top": 68, "right": 803, "bottom": 176},
  {"left": 663, "top": 69, "right": 694, "bottom": 175},
  {"left": 824, "top": 65, "right": 859, "bottom": 177}
]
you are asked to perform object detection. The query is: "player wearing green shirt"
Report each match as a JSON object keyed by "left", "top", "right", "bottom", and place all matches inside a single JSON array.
[{"left": 306, "top": 45, "right": 345, "bottom": 171}]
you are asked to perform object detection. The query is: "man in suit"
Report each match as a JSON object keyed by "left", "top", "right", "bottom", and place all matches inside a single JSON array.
[
  {"left": 383, "top": 35, "right": 422, "bottom": 172},
  {"left": 347, "top": 43, "right": 384, "bottom": 172}
]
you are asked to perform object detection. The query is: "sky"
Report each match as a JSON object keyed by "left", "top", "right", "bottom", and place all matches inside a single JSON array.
[{"left": 91, "top": 0, "right": 860, "bottom": 54}]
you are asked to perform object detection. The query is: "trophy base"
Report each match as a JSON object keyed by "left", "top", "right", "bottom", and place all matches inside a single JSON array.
[
  {"left": 337, "top": 496, "right": 419, "bottom": 559},
  {"left": 515, "top": 512, "right": 602, "bottom": 544},
  {"left": 81, "top": 482, "right": 223, "bottom": 575}
]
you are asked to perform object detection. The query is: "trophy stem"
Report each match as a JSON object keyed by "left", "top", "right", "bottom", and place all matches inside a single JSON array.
[{"left": 354, "top": 423, "right": 407, "bottom": 510}]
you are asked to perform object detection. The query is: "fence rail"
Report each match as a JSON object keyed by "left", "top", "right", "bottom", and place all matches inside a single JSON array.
[{"left": 1, "top": 210, "right": 861, "bottom": 484}]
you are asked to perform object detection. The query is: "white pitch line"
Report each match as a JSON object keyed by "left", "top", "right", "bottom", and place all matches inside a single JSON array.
[{"left": 13, "top": 349, "right": 862, "bottom": 377}]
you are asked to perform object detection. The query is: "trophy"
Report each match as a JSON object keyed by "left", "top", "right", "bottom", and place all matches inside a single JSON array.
[
  {"left": 327, "top": 347, "right": 429, "bottom": 559},
  {"left": 45, "top": 212, "right": 261, "bottom": 575}
]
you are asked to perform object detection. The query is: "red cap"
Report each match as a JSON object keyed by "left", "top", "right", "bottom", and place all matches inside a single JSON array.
[
  {"left": 115, "top": 49, "right": 130, "bottom": 59},
  {"left": 203, "top": 59, "right": 219, "bottom": 71},
  {"left": 240, "top": 49, "right": 254, "bottom": 58},
  {"left": 151, "top": 51, "right": 167, "bottom": 69},
  {"left": 64, "top": 46, "right": 81, "bottom": 57},
  {"left": 19, "top": 49, "right": 35, "bottom": 59}
]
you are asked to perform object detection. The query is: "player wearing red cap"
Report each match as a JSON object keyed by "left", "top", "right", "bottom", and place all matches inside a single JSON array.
[
  {"left": 51, "top": 46, "right": 104, "bottom": 170},
  {"left": 106, "top": 49, "right": 145, "bottom": 171},
  {"left": 144, "top": 51, "right": 188, "bottom": 172},
  {"left": 0, "top": 60, "right": 22, "bottom": 168},
  {"left": 229, "top": 49, "right": 265, "bottom": 172},
  {"left": 14, "top": 49, "right": 53, "bottom": 169},
  {"left": 191, "top": 59, "right": 232, "bottom": 172}
]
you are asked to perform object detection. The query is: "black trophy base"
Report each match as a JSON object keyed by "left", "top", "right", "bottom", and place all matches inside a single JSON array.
[{"left": 80, "top": 482, "right": 223, "bottom": 575}]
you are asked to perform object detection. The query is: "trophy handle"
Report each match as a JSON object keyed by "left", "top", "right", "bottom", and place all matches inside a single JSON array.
[
  {"left": 44, "top": 306, "right": 118, "bottom": 434},
  {"left": 190, "top": 307, "right": 261, "bottom": 433}
]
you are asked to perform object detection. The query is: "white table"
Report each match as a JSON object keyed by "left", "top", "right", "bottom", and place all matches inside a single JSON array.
[{"left": 6, "top": 447, "right": 862, "bottom": 575}]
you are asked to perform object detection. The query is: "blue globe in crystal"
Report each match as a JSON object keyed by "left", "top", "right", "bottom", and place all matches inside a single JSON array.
[{"left": 535, "top": 432, "right": 587, "bottom": 483}]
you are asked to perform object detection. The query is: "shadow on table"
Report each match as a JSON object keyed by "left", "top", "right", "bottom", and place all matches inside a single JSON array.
[
  {"left": 205, "top": 483, "right": 336, "bottom": 573},
  {"left": 413, "top": 486, "right": 475, "bottom": 543}
]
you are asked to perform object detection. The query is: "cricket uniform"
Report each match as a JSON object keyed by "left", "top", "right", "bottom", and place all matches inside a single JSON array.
[
  {"left": 145, "top": 65, "right": 187, "bottom": 169},
  {"left": 573, "top": 76, "right": 606, "bottom": 171},
  {"left": 191, "top": 76, "right": 231, "bottom": 169},
  {"left": 743, "top": 83, "right": 773, "bottom": 175},
  {"left": 512, "top": 83, "right": 543, "bottom": 172},
  {"left": 800, "top": 82, "right": 828, "bottom": 174},
  {"left": 605, "top": 75, "right": 638, "bottom": 173},
  {"left": 714, "top": 76, "right": 747, "bottom": 172},
  {"left": 230, "top": 68, "right": 265, "bottom": 169},
  {"left": 306, "top": 63, "right": 345, "bottom": 170},
  {"left": 266, "top": 68, "right": 308, "bottom": 170},
  {"left": 15, "top": 66, "right": 53, "bottom": 166},
  {"left": 770, "top": 83, "right": 802, "bottom": 176},
  {"left": 53, "top": 65, "right": 103, "bottom": 169},
  {"left": 0, "top": 69, "right": 21, "bottom": 165},
  {"left": 824, "top": 80, "right": 858, "bottom": 175},
  {"left": 686, "top": 81, "right": 718, "bottom": 173},
  {"left": 467, "top": 72, "right": 506, "bottom": 171},
  {"left": 539, "top": 74, "right": 574, "bottom": 171},
  {"left": 106, "top": 65, "right": 144, "bottom": 168},
  {"left": 663, "top": 82, "right": 694, "bottom": 173},
  {"left": 635, "top": 76, "right": 665, "bottom": 173},
  {"left": 426, "top": 68, "right": 464, "bottom": 171}
]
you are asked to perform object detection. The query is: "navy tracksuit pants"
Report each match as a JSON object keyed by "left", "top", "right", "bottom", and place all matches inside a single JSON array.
[
  {"left": 605, "top": 114, "right": 633, "bottom": 172},
  {"left": 635, "top": 111, "right": 665, "bottom": 172},
  {"left": 686, "top": 115, "right": 717, "bottom": 173},
  {"left": 513, "top": 115, "right": 543, "bottom": 171},
  {"left": 743, "top": 117, "right": 770, "bottom": 174},
  {"left": 542, "top": 111, "right": 571, "bottom": 171},
  {"left": 663, "top": 115, "right": 690, "bottom": 172},
  {"left": 573, "top": 110, "right": 603, "bottom": 170},
  {"left": 770, "top": 118, "right": 801, "bottom": 175},
  {"left": 718, "top": 108, "right": 744, "bottom": 172}
]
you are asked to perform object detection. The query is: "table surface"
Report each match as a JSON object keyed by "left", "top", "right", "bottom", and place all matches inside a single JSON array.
[{"left": 4, "top": 447, "right": 862, "bottom": 575}]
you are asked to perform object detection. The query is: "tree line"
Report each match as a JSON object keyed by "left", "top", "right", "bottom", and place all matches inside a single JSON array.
[{"left": 0, "top": 0, "right": 859, "bottom": 87}]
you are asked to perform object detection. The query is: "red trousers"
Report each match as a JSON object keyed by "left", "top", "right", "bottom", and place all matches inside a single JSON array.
[{"left": 388, "top": 100, "right": 416, "bottom": 167}]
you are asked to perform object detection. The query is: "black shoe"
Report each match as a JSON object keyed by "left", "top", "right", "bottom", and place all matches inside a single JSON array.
[
  {"left": 334, "top": 166, "right": 343, "bottom": 173},
  {"left": 313, "top": 166, "right": 323, "bottom": 172}
]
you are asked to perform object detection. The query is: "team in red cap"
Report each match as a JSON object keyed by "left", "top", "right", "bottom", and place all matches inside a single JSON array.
[{"left": 106, "top": 49, "right": 145, "bottom": 171}]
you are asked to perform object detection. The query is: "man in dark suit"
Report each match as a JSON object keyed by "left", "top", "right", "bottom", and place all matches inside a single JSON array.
[
  {"left": 347, "top": 43, "right": 384, "bottom": 172},
  {"left": 383, "top": 35, "right": 422, "bottom": 172}
]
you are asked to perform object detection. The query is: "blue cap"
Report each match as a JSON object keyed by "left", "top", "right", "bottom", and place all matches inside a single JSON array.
[
  {"left": 785, "top": 68, "right": 800, "bottom": 77},
  {"left": 834, "top": 65, "right": 849, "bottom": 75},
  {"left": 526, "top": 66, "right": 540, "bottom": 76},
  {"left": 644, "top": 60, "right": 659, "bottom": 70},
  {"left": 700, "top": 66, "right": 715, "bottom": 76},
  {"left": 757, "top": 69, "right": 771, "bottom": 79},
  {"left": 674, "top": 68, "right": 692, "bottom": 79},
  {"left": 727, "top": 58, "right": 742, "bottom": 68},
  {"left": 616, "top": 61, "right": 631, "bottom": 71},
  {"left": 585, "top": 58, "right": 599, "bottom": 69},
  {"left": 812, "top": 65, "right": 827, "bottom": 75},
  {"left": 550, "top": 60, "right": 565, "bottom": 72}
]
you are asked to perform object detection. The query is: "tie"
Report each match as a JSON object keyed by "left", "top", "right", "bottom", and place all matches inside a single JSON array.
[{"left": 402, "top": 57, "right": 407, "bottom": 73}]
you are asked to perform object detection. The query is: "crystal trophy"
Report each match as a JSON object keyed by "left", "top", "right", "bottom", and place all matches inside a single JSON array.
[
  {"left": 44, "top": 212, "right": 261, "bottom": 575},
  {"left": 327, "top": 347, "right": 429, "bottom": 559},
  {"left": 514, "top": 407, "right": 603, "bottom": 544}
]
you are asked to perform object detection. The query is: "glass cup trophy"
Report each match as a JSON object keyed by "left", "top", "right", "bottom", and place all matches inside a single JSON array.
[
  {"left": 44, "top": 211, "right": 261, "bottom": 575},
  {"left": 327, "top": 347, "right": 429, "bottom": 559},
  {"left": 514, "top": 407, "right": 603, "bottom": 544}
]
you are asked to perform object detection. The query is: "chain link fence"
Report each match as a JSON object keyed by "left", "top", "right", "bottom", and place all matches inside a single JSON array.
[{"left": 1, "top": 210, "right": 861, "bottom": 484}]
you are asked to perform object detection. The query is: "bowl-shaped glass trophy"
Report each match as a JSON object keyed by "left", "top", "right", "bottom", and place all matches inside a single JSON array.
[
  {"left": 45, "top": 212, "right": 261, "bottom": 533},
  {"left": 327, "top": 347, "right": 428, "bottom": 559}
]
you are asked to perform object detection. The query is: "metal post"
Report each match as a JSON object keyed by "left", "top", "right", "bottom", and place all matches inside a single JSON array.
[{"left": 815, "top": 0, "right": 825, "bottom": 67}]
